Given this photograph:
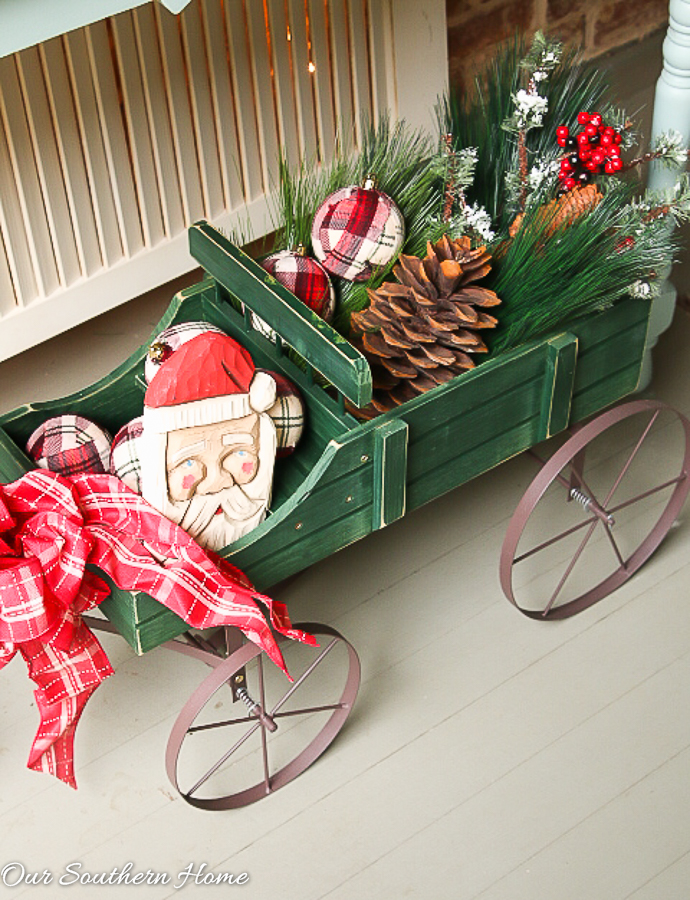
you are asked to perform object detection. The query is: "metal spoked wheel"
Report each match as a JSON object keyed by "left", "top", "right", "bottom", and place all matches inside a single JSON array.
[
  {"left": 166, "top": 623, "right": 360, "bottom": 810},
  {"left": 500, "top": 400, "right": 690, "bottom": 619}
]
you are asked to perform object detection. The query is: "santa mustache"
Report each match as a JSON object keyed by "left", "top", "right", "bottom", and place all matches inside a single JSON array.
[{"left": 175, "top": 483, "right": 267, "bottom": 540}]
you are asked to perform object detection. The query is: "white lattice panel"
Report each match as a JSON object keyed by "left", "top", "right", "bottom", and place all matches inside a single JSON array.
[{"left": 0, "top": 0, "right": 447, "bottom": 361}]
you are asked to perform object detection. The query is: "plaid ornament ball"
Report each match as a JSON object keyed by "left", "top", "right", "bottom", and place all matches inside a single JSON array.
[
  {"left": 110, "top": 417, "right": 144, "bottom": 493},
  {"left": 260, "top": 250, "right": 336, "bottom": 321},
  {"left": 311, "top": 183, "right": 405, "bottom": 281},
  {"left": 258, "top": 370, "right": 305, "bottom": 457},
  {"left": 144, "top": 320, "right": 225, "bottom": 383},
  {"left": 26, "top": 415, "right": 112, "bottom": 476}
]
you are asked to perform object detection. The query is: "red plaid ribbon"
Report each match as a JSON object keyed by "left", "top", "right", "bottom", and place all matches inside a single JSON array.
[{"left": 0, "top": 471, "right": 313, "bottom": 788}]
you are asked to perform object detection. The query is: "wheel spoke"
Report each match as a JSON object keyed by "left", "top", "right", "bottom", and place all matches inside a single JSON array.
[
  {"left": 269, "top": 638, "right": 339, "bottom": 717},
  {"left": 608, "top": 474, "right": 687, "bottom": 516},
  {"left": 603, "top": 411, "right": 660, "bottom": 508},
  {"left": 542, "top": 519, "right": 599, "bottom": 617},
  {"left": 603, "top": 525, "right": 626, "bottom": 569},
  {"left": 186, "top": 720, "right": 262, "bottom": 798},
  {"left": 273, "top": 703, "right": 347, "bottom": 719},
  {"left": 189, "top": 714, "right": 255, "bottom": 733},
  {"left": 258, "top": 655, "right": 271, "bottom": 796},
  {"left": 514, "top": 512, "right": 598, "bottom": 564}
]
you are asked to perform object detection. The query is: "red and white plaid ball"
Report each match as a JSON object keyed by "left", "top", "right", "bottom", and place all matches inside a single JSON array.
[
  {"left": 261, "top": 251, "right": 336, "bottom": 322},
  {"left": 26, "top": 415, "right": 112, "bottom": 476},
  {"left": 110, "top": 417, "right": 144, "bottom": 493},
  {"left": 260, "top": 370, "right": 305, "bottom": 457},
  {"left": 145, "top": 320, "right": 225, "bottom": 383},
  {"left": 311, "top": 184, "right": 405, "bottom": 281}
]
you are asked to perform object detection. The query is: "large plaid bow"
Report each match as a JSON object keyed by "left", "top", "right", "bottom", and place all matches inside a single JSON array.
[{"left": 0, "top": 471, "right": 312, "bottom": 788}]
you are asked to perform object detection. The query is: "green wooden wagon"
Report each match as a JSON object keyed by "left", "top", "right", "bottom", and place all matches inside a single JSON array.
[{"left": 1, "top": 221, "right": 688, "bottom": 809}]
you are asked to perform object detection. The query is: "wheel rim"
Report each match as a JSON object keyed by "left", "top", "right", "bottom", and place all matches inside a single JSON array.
[
  {"left": 500, "top": 400, "right": 690, "bottom": 619},
  {"left": 166, "top": 623, "right": 360, "bottom": 810}
]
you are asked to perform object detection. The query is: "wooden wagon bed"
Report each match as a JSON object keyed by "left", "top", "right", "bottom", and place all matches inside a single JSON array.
[{"left": 0, "top": 222, "right": 652, "bottom": 653}]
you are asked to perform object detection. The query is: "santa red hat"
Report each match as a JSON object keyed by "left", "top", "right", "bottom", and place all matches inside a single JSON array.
[{"left": 144, "top": 332, "right": 276, "bottom": 434}]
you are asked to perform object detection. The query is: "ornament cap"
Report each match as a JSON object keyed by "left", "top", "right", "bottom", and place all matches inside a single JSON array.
[{"left": 363, "top": 174, "right": 377, "bottom": 190}]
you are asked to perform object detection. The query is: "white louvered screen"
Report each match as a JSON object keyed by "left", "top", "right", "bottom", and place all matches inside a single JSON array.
[{"left": 0, "top": 0, "right": 447, "bottom": 361}]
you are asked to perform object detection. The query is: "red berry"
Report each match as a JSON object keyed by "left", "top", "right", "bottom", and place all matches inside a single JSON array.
[
  {"left": 556, "top": 125, "right": 569, "bottom": 137},
  {"left": 591, "top": 150, "right": 606, "bottom": 165},
  {"left": 613, "top": 132, "right": 622, "bottom": 145},
  {"left": 560, "top": 159, "right": 573, "bottom": 172},
  {"left": 577, "top": 111, "right": 590, "bottom": 124},
  {"left": 612, "top": 157, "right": 624, "bottom": 171},
  {"left": 577, "top": 132, "right": 590, "bottom": 145},
  {"left": 563, "top": 177, "right": 577, "bottom": 190},
  {"left": 603, "top": 127, "right": 615, "bottom": 138},
  {"left": 600, "top": 134, "right": 613, "bottom": 147},
  {"left": 578, "top": 147, "right": 592, "bottom": 161},
  {"left": 604, "top": 162, "right": 616, "bottom": 174},
  {"left": 585, "top": 123, "right": 598, "bottom": 137},
  {"left": 608, "top": 144, "right": 620, "bottom": 158},
  {"left": 590, "top": 113, "right": 603, "bottom": 127},
  {"left": 557, "top": 136, "right": 567, "bottom": 147},
  {"left": 585, "top": 161, "right": 600, "bottom": 172}
]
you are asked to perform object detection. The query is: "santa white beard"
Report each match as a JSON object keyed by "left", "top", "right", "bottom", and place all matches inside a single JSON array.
[
  {"left": 166, "top": 476, "right": 271, "bottom": 550},
  {"left": 140, "top": 412, "right": 277, "bottom": 552}
]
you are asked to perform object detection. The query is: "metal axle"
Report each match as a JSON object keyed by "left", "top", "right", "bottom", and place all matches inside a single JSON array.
[{"left": 236, "top": 686, "right": 278, "bottom": 732}]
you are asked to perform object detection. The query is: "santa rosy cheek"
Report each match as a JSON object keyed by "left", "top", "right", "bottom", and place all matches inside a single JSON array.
[
  {"left": 242, "top": 461, "right": 255, "bottom": 474},
  {"left": 182, "top": 474, "right": 196, "bottom": 490}
]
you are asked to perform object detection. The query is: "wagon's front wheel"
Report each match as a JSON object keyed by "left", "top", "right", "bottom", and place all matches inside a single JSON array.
[
  {"left": 166, "top": 623, "right": 360, "bottom": 810},
  {"left": 500, "top": 400, "right": 690, "bottom": 619}
]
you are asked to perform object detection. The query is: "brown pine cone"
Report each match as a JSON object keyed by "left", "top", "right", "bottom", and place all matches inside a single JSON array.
[{"left": 349, "top": 235, "right": 501, "bottom": 417}]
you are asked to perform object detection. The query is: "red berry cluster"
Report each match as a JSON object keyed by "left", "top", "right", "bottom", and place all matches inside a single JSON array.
[{"left": 556, "top": 111, "right": 624, "bottom": 193}]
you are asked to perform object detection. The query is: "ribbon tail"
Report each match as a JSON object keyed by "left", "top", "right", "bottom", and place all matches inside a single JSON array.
[
  {"left": 20, "top": 625, "right": 114, "bottom": 788},
  {"left": 27, "top": 692, "right": 92, "bottom": 789}
]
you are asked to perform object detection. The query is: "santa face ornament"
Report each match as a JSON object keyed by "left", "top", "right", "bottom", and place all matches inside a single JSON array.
[{"left": 140, "top": 332, "right": 277, "bottom": 552}]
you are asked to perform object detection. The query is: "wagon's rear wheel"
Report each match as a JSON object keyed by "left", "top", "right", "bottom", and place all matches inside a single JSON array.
[
  {"left": 500, "top": 400, "right": 690, "bottom": 619},
  {"left": 166, "top": 623, "right": 360, "bottom": 810}
]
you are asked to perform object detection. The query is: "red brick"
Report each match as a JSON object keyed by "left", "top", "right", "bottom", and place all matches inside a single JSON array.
[
  {"left": 547, "top": 14, "right": 587, "bottom": 49},
  {"left": 547, "top": 0, "right": 588, "bottom": 22},
  {"left": 593, "top": 0, "right": 668, "bottom": 50},
  {"left": 447, "top": 0, "right": 536, "bottom": 82}
]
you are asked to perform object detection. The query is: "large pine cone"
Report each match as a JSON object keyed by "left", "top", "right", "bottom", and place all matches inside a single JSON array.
[{"left": 349, "top": 235, "right": 501, "bottom": 418}]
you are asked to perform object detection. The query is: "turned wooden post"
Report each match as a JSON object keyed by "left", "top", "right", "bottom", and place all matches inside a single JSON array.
[{"left": 641, "top": 0, "right": 690, "bottom": 387}]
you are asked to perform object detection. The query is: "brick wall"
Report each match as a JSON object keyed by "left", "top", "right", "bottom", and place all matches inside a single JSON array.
[{"left": 447, "top": 0, "right": 669, "bottom": 91}]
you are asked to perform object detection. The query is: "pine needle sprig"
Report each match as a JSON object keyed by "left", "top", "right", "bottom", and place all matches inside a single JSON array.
[
  {"left": 442, "top": 35, "right": 613, "bottom": 231},
  {"left": 487, "top": 180, "right": 673, "bottom": 353}
]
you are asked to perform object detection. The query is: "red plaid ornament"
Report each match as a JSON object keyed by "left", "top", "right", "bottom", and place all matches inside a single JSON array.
[
  {"left": 261, "top": 250, "right": 335, "bottom": 321},
  {"left": 110, "top": 417, "right": 144, "bottom": 493},
  {"left": 258, "top": 370, "right": 305, "bottom": 457},
  {"left": 26, "top": 415, "right": 112, "bottom": 476},
  {"left": 311, "top": 182, "right": 405, "bottom": 281}
]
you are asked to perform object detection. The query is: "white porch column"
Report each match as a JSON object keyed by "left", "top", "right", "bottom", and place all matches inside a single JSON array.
[{"left": 640, "top": 0, "right": 690, "bottom": 388}]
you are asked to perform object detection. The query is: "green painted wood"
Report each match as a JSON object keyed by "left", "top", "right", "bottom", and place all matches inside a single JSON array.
[
  {"left": 373, "top": 419, "right": 408, "bottom": 528},
  {"left": 0, "top": 429, "right": 34, "bottom": 482},
  {"left": 188, "top": 222, "right": 373, "bottom": 407},
  {"left": 536, "top": 333, "right": 578, "bottom": 441},
  {"left": 570, "top": 297, "right": 649, "bottom": 422}
]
